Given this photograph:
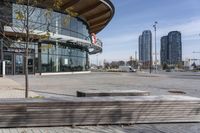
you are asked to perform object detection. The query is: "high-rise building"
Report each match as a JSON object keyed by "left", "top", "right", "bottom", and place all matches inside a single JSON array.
[
  {"left": 142, "top": 30, "right": 152, "bottom": 62},
  {"left": 160, "top": 36, "right": 168, "bottom": 65},
  {"left": 138, "top": 35, "right": 143, "bottom": 61},
  {"left": 168, "top": 31, "right": 182, "bottom": 65},
  {"left": 160, "top": 31, "right": 182, "bottom": 66},
  {"left": 138, "top": 30, "right": 152, "bottom": 65}
]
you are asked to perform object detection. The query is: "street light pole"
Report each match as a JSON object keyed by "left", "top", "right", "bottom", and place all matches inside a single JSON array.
[
  {"left": 150, "top": 36, "right": 152, "bottom": 74},
  {"left": 153, "top": 21, "right": 158, "bottom": 73}
]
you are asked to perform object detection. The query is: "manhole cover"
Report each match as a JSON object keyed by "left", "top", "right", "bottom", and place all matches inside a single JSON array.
[{"left": 168, "top": 90, "right": 186, "bottom": 95}]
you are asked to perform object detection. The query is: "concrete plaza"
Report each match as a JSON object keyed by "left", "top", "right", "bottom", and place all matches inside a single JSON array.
[
  {"left": 0, "top": 77, "right": 38, "bottom": 98},
  {"left": 0, "top": 71, "right": 200, "bottom": 133},
  {"left": 7, "top": 71, "right": 200, "bottom": 98}
]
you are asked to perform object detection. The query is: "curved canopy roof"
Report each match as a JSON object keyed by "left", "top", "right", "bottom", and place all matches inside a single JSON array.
[
  {"left": 22, "top": 0, "right": 115, "bottom": 34},
  {"left": 70, "top": 0, "right": 115, "bottom": 34}
]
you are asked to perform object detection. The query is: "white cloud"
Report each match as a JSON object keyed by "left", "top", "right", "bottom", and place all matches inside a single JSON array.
[
  {"left": 102, "top": 18, "right": 200, "bottom": 48},
  {"left": 97, "top": 18, "right": 200, "bottom": 61},
  {"left": 158, "top": 18, "right": 200, "bottom": 38},
  {"left": 102, "top": 33, "right": 139, "bottom": 47}
]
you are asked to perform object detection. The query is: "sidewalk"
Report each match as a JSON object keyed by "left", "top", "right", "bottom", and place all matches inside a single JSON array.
[
  {"left": 0, "top": 77, "right": 39, "bottom": 98},
  {"left": 0, "top": 124, "right": 199, "bottom": 133}
]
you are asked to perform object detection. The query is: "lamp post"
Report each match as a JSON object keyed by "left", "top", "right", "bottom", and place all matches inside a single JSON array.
[
  {"left": 150, "top": 37, "right": 152, "bottom": 74},
  {"left": 153, "top": 21, "right": 158, "bottom": 73}
]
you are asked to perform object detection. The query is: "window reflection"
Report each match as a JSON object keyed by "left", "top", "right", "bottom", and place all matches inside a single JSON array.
[
  {"left": 41, "top": 43, "right": 87, "bottom": 72},
  {"left": 10, "top": 4, "right": 89, "bottom": 73},
  {"left": 12, "top": 4, "right": 90, "bottom": 41}
]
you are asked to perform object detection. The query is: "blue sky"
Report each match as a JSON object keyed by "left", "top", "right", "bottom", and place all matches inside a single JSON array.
[{"left": 91, "top": 0, "right": 200, "bottom": 64}]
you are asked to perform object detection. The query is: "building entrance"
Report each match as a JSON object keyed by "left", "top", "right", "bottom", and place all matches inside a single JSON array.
[
  {"left": 4, "top": 52, "right": 35, "bottom": 75},
  {"left": 15, "top": 54, "right": 24, "bottom": 74},
  {"left": 4, "top": 53, "right": 13, "bottom": 75}
]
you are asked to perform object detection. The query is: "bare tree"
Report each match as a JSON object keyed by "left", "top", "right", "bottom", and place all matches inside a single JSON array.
[{"left": 0, "top": 0, "right": 77, "bottom": 98}]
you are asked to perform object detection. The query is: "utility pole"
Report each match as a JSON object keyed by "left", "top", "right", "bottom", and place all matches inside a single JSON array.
[
  {"left": 149, "top": 36, "right": 152, "bottom": 74},
  {"left": 153, "top": 21, "right": 158, "bottom": 73}
]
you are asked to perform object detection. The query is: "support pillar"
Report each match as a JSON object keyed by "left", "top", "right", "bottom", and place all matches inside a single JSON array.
[{"left": 38, "top": 42, "right": 42, "bottom": 75}]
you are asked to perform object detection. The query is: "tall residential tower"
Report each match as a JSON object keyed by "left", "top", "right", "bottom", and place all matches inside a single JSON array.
[
  {"left": 138, "top": 35, "right": 143, "bottom": 61},
  {"left": 160, "top": 31, "right": 182, "bottom": 66},
  {"left": 138, "top": 30, "right": 152, "bottom": 67},
  {"left": 160, "top": 36, "right": 169, "bottom": 65}
]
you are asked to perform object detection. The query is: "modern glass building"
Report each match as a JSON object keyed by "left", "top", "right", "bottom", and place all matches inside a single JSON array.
[
  {"left": 168, "top": 31, "right": 182, "bottom": 65},
  {"left": 138, "top": 35, "right": 143, "bottom": 62},
  {"left": 160, "top": 36, "right": 169, "bottom": 65},
  {"left": 0, "top": 0, "right": 114, "bottom": 75},
  {"left": 160, "top": 31, "right": 182, "bottom": 66},
  {"left": 138, "top": 30, "right": 152, "bottom": 67}
]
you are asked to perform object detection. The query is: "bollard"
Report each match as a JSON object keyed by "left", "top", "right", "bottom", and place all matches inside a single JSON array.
[
  {"left": 0, "top": 61, "right": 2, "bottom": 77},
  {"left": 0, "top": 61, "right": 5, "bottom": 77},
  {"left": 2, "top": 61, "right": 5, "bottom": 77}
]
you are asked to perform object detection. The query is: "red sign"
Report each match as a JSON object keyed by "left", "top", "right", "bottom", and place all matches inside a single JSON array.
[{"left": 91, "top": 33, "right": 97, "bottom": 44}]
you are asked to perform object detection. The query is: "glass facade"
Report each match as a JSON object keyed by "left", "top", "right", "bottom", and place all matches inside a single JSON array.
[
  {"left": 1, "top": 40, "right": 88, "bottom": 74},
  {"left": 0, "top": 3, "right": 91, "bottom": 75},
  {"left": 139, "top": 30, "right": 152, "bottom": 63},
  {"left": 160, "top": 36, "right": 169, "bottom": 65},
  {"left": 41, "top": 43, "right": 87, "bottom": 73},
  {"left": 168, "top": 31, "right": 182, "bottom": 65},
  {"left": 12, "top": 4, "right": 90, "bottom": 41},
  {"left": 160, "top": 31, "right": 182, "bottom": 66}
]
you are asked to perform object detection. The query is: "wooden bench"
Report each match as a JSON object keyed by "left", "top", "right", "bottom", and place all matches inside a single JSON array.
[
  {"left": 77, "top": 90, "right": 150, "bottom": 97},
  {"left": 0, "top": 95, "right": 199, "bottom": 127}
]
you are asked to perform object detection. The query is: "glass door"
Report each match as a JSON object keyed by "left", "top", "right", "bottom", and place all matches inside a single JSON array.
[
  {"left": 15, "top": 54, "right": 24, "bottom": 75},
  {"left": 4, "top": 53, "right": 14, "bottom": 75},
  {"left": 28, "top": 54, "right": 35, "bottom": 74}
]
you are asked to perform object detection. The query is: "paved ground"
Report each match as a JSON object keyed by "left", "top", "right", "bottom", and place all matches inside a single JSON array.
[
  {"left": 2, "top": 71, "right": 200, "bottom": 133},
  {"left": 8, "top": 71, "right": 200, "bottom": 98},
  {"left": 0, "top": 124, "right": 200, "bottom": 133},
  {"left": 0, "top": 77, "right": 38, "bottom": 98}
]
